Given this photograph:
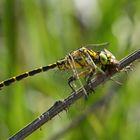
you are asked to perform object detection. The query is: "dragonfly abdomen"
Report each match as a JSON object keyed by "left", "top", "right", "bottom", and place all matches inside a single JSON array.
[{"left": 0, "top": 63, "right": 57, "bottom": 89}]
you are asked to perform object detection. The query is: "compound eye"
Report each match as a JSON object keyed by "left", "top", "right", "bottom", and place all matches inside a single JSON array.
[{"left": 100, "top": 52, "right": 107, "bottom": 65}]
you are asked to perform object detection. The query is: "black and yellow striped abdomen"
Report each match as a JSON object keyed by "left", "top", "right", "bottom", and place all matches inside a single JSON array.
[{"left": 0, "top": 63, "right": 57, "bottom": 89}]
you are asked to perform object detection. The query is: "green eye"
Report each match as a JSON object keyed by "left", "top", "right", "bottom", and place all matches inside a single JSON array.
[{"left": 100, "top": 52, "right": 107, "bottom": 64}]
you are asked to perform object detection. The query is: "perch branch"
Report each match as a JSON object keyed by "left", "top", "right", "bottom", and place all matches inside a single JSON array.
[
  {"left": 49, "top": 84, "right": 120, "bottom": 140},
  {"left": 8, "top": 48, "right": 140, "bottom": 140}
]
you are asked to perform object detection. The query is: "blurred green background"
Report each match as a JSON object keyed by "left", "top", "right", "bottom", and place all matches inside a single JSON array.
[{"left": 0, "top": 0, "right": 140, "bottom": 140}]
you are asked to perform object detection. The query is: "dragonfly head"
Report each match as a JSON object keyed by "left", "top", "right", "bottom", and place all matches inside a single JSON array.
[{"left": 99, "top": 49, "right": 118, "bottom": 66}]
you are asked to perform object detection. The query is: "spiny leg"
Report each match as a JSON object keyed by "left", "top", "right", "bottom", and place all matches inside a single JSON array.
[
  {"left": 83, "top": 69, "right": 97, "bottom": 94},
  {"left": 76, "top": 50, "right": 99, "bottom": 94},
  {"left": 67, "top": 54, "right": 88, "bottom": 95},
  {"left": 67, "top": 54, "right": 79, "bottom": 92},
  {"left": 68, "top": 70, "right": 90, "bottom": 93},
  {"left": 83, "top": 68, "right": 94, "bottom": 83},
  {"left": 68, "top": 70, "right": 96, "bottom": 99},
  {"left": 110, "top": 77, "right": 123, "bottom": 85},
  {"left": 121, "top": 64, "right": 133, "bottom": 74},
  {"left": 109, "top": 64, "right": 133, "bottom": 86},
  {"left": 68, "top": 76, "right": 76, "bottom": 92}
]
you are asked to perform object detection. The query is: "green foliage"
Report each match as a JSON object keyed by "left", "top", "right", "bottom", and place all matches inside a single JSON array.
[{"left": 0, "top": 0, "right": 140, "bottom": 139}]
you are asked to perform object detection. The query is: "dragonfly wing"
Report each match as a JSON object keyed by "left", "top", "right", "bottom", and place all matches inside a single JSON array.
[{"left": 84, "top": 42, "right": 109, "bottom": 51}]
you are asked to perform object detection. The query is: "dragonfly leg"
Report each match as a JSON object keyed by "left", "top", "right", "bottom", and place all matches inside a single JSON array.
[
  {"left": 84, "top": 70, "right": 96, "bottom": 94},
  {"left": 68, "top": 70, "right": 91, "bottom": 93},
  {"left": 85, "top": 69, "right": 94, "bottom": 83},
  {"left": 68, "top": 75, "right": 77, "bottom": 92}
]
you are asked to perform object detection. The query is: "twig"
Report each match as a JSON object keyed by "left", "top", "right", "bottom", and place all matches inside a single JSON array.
[
  {"left": 49, "top": 84, "right": 120, "bottom": 140},
  {"left": 8, "top": 49, "right": 140, "bottom": 140}
]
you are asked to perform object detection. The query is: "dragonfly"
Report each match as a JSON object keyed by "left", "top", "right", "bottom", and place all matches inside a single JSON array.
[{"left": 0, "top": 43, "right": 119, "bottom": 91}]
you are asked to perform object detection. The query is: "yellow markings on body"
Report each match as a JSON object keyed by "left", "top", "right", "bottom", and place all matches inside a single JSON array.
[
  {"left": 13, "top": 77, "right": 16, "bottom": 80},
  {"left": 40, "top": 67, "right": 43, "bottom": 71},
  {"left": 0, "top": 43, "right": 118, "bottom": 91},
  {"left": 107, "top": 53, "right": 111, "bottom": 58},
  {"left": 26, "top": 72, "right": 29, "bottom": 75}
]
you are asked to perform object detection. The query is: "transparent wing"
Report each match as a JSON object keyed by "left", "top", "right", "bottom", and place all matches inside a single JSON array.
[{"left": 84, "top": 42, "right": 109, "bottom": 51}]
